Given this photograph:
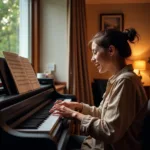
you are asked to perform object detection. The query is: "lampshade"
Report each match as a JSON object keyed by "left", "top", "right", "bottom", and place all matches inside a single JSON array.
[{"left": 133, "top": 60, "right": 146, "bottom": 71}]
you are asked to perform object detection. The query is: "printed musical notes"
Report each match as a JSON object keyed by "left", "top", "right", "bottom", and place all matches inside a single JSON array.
[
  {"left": 20, "top": 56, "right": 40, "bottom": 90},
  {"left": 3, "top": 52, "right": 40, "bottom": 94}
]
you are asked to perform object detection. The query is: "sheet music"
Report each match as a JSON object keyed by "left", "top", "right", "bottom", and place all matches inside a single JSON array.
[
  {"left": 20, "top": 57, "right": 40, "bottom": 90},
  {"left": 3, "top": 52, "right": 34, "bottom": 94}
]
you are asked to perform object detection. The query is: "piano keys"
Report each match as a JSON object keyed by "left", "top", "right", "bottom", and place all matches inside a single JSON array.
[{"left": 0, "top": 57, "right": 76, "bottom": 150}]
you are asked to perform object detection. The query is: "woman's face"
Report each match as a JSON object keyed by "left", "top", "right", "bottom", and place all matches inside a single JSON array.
[{"left": 91, "top": 42, "right": 111, "bottom": 74}]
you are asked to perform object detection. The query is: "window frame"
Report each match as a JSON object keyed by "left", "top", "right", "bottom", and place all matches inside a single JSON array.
[{"left": 32, "top": 0, "right": 40, "bottom": 73}]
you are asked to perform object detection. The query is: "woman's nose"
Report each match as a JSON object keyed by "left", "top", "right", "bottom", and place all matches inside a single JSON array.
[{"left": 91, "top": 56, "right": 95, "bottom": 62}]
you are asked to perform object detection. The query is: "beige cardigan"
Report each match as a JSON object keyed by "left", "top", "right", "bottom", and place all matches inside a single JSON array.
[{"left": 80, "top": 65, "right": 148, "bottom": 150}]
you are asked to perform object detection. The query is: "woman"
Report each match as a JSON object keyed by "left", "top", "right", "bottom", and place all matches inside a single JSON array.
[{"left": 50, "top": 28, "right": 148, "bottom": 150}]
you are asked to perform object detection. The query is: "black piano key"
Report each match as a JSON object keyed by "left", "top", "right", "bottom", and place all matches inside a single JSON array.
[
  {"left": 17, "top": 102, "right": 54, "bottom": 129},
  {"left": 20, "top": 125, "right": 38, "bottom": 129}
]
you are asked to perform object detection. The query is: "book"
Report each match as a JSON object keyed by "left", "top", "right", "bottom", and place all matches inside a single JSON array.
[{"left": 3, "top": 51, "right": 40, "bottom": 94}]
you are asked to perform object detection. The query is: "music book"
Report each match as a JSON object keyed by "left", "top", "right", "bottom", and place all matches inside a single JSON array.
[{"left": 3, "top": 51, "right": 40, "bottom": 94}]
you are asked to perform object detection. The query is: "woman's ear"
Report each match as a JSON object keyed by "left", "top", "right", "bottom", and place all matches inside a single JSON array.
[{"left": 108, "top": 45, "right": 116, "bottom": 56}]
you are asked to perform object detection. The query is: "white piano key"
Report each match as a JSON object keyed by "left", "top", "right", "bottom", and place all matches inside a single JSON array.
[
  {"left": 38, "top": 114, "right": 60, "bottom": 133},
  {"left": 63, "top": 99, "right": 71, "bottom": 102}
]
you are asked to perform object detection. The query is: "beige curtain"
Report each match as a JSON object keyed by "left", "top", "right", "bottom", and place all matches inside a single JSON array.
[{"left": 68, "top": 0, "right": 93, "bottom": 108}]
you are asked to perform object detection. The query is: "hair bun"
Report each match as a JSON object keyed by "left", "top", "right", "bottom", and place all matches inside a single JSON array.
[{"left": 123, "top": 28, "right": 139, "bottom": 43}]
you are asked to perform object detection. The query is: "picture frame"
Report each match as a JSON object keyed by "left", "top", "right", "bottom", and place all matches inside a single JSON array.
[{"left": 100, "top": 13, "right": 124, "bottom": 31}]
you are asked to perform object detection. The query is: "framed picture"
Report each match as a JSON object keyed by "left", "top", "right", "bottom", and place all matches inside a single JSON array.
[{"left": 100, "top": 14, "right": 124, "bottom": 31}]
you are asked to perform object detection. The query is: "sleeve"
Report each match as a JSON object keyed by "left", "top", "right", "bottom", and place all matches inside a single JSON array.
[
  {"left": 81, "top": 99, "right": 103, "bottom": 118},
  {"left": 80, "top": 78, "right": 137, "bottom": 144}
]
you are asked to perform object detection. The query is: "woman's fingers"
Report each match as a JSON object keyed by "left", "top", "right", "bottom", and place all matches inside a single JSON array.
[
  {"left": 50, "top": 104, "right": 74, "bottom": 118},
  {"left": 51, "top": 105, "right": 68, "bottom": 113},
  {"left": 49, "top": 105, "right": 59, "bottom": 113},
  {"left": 50, "top": 104, "right": 64, "bottom": 113},
  {"left": 51, "top": 105, "right": 76, "bottom": 119},
  {"left": 54, "top": 100, "right": 74, "bottom": 110},
  {"left": 52, "top": 111, "right": 64, "bottom": 118},
  {"left": 54, "top": 100, "right": 68, "bottom": 107},
  {"left": 52, "top": 110, "right": 61, "bottom": 115},
  {"left": 54, "top": 100, "right": 63, "bottom": 104}
]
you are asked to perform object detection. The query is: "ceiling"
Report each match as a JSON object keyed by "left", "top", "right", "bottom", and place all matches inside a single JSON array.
[{"left": 86, "top": 0, "right": 150, "bottom": 4}]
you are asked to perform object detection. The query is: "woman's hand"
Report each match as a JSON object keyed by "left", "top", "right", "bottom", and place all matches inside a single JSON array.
[
  {"left": 49, "top": 103, "right": 85, "bottom": 120},
  {"left": 50, "top": 104, "right": 75, "bottom": 118},
  {"left": 53, "top": 100, "right": 83, "bottom": 112}
]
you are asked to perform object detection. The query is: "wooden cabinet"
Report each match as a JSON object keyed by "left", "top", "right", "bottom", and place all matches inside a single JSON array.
[
  {"left": 55, "top": 81, "right": 66, "bottom": 94},
  {"left": 55, "top": 84, "right": 66, "bottom": 94}
]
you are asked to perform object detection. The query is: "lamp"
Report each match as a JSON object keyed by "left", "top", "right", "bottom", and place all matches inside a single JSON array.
[{"left": 133, "top": 60, "right": 146, "bottom": 80}]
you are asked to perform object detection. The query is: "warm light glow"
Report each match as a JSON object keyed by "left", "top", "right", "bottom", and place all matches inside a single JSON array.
[
  {"left": 133, "top": 60, "right": 146, "bottom": 71},
  {"left": 133, "top": 69, "right": 139, "bottom": 75}
]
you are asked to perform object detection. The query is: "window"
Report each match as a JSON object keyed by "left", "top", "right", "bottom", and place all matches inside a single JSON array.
[{"left": 0, "top": 0, "right": 32, "bottom": 59}]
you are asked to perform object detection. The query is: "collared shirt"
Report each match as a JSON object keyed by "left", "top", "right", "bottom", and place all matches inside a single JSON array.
[{"left": 80, "top": 65, "right": 148, "bottom": 150}]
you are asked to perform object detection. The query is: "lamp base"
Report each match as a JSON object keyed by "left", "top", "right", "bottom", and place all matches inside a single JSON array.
[{"left": 137, "top": 75, "right": 144, "bottom": 85}]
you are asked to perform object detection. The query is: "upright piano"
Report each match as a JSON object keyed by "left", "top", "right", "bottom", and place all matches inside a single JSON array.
[{"left": 0, "top": 58, "right": 76, "bottom": 150}]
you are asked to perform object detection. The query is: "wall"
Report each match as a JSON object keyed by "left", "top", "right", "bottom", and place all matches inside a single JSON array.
[
  {"left": 40, "top": 0, "right": 68, "bottom": 83},
  {"left": 86, "top": 3, "right": 150, "bottom": 85}
]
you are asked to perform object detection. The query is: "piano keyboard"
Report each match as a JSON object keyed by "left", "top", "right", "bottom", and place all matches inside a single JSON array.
[
  {"left": 17, "top": 102, "right": 54, "bottom": 129},
  {"left": 16, "top": 99, "right": 71, "bottom": 134}
]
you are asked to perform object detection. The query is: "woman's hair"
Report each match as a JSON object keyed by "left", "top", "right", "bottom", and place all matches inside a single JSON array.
[{"left": 89, "top": 28, "right": 139, "bottom": 58}]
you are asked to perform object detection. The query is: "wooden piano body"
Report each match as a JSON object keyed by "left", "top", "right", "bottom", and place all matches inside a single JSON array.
[{"left": 0, "top": 58, "right": 76, "bottom": 150}]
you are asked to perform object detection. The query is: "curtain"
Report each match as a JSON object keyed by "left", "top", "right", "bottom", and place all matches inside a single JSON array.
[{"left": 67, "top": 0, "right": 93, "bottom": 134}]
